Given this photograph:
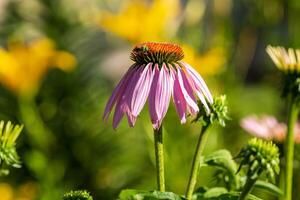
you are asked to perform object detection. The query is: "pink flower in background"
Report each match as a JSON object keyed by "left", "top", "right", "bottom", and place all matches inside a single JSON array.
[
  {"left": 240, "top": 115, "right": 300, "bottom": 143},
  {"left": 103, "top": 42, "right": 213, "bottom": 129}
]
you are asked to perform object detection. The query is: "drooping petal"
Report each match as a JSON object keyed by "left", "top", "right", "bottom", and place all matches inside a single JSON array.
[
  {"left": 149, "top": 64, "right": 160, "bottom": 128},
  {"left": 180, "top": 64, "right": 210, "bottom": 113},
  {"left": 170, "top": 66, "right": 187, "bottom": 123},
  {"left": 155, "top": 64, "right": 172, "bottom": 124},
  {"left": 176, "top": 66, "right": 199, "bottom": 115},
  {"left": 180, "top": 61, "right": 213, "bottom": 104},
  {"left": 131, "top": 63, "right": 154, "bottom": 117},
  {"left": 113, "top": 100, "right": 125, "bottom": 129},
  {"left": 112, "top": 67, "right": 143, "bottom": 129},
  {"left": 103, "top": 64, "right": 136, "bottom": 121}
]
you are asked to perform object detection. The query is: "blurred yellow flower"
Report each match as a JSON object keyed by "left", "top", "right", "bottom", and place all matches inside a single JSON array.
[
  {"left": 0, "top": 183, "right": 13, "bottom": 200},
  {"left": 182, "top": 45, "right": 226, "bottom": 76},
  {"left": 0, "top": 38, "right": 76, "bottom": 97},
  {"left": 0, "top": 182, "right": 37, "bottom": 200},
  {"left": 99, "top": 0, "right": 180, "bottom": 43}
]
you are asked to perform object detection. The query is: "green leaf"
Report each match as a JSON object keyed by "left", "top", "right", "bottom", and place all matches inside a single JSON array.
[
  {"left": 118, "top": 190, "right": 184, "bottom": 200},
  {"left": 254, "top": 180, "right": 283, "bottom": 197},
  {"left": 193, "top": 191, "right": 262, "bottom": 200},
  {"left": 204, "top": 150, "right": 237, "bottom": 174},
  {"left": 118, "top": 189, "right": 147, "bottom": 200},
  {"left": 204, "top": 150, "right": 240, "bottom": 189},
  {"left": 217, "top": 192, "right": 262, "bottom": 200},
  {"left": 203, "top": 187, "right": 228, "bottom": 198}
]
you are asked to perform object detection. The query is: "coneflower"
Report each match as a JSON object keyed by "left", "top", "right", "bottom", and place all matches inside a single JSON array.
[
  {"left": 103, "top": 42, "right": 213, "bottom": 192},
  {"left": 266, "top": 46, "right": 300, "bottom": 73},
  {"left": 103, "top": 42, "right": 213, "bottom": 129},
  {"left": 266, "top": 45, "right": 300, "bottom": 200},
  {"left": 241, "top": 115, "right": 300, "bottom": 143}
]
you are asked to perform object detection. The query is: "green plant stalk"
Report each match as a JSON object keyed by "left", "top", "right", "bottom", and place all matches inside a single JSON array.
[
  {"left": 285, "top": 99, "right": 299, "bottom": 200},
  {"left": 18, "top": 96, "right": 55, "bottom": 151},
  {"left": 238, "top": 176, "right": 259, "bottom": 200},
  {"left": 185, "top": 125, "right": 210, "bottom": 200},
  {"left": 154, "top": 126, "right": 165, "bottom": 192}
]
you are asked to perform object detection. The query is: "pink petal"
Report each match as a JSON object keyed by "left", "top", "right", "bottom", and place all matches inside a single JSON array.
[
  {"left": 131, "top": 63, "right": 154, "bottom": 117},
  {"left": 155, "top": 64, "right": 172, "bottom": 123},
  {"left": 149, "top": 64, "right": 160, "bottom": 128},
  {"left": 180, "top": 61, "right": 213, "bottom": 104},
  {"left": 113, "top": 67, "right": 143, "bottom": 129},
  {"left": 103, "top": 65, "right": 137, "bottom": 121},
  {"left": 170, "top": 66, "right": 187, "bottom": 123},
  {"left": 176, "top": 66, "right": 199, "bottom": 115}
]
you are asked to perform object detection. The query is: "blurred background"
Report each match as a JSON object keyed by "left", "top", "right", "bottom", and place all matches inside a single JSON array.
[{"left": 0, "top": 0, "right": 299, "bottom": 199}]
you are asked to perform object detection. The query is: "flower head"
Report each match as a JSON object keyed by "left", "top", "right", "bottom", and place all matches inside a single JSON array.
[
  {"left": 63, "top": 190, "right": 93, "bottom": 200},
  {"left": 237, "top": 138, "right": 280, "bottom": 182},
  {"left": 98, "top": 0, "right": 180, "bottom": 43},
  {"left": 0, "top": 121, "right": 23, "bottom": 176},
  {"left": 266, "top": 46, "right": 300, "bottom": 99},
  {"left": 194, "top": 95, "right": 230, "bottom": 127},
  {"left": 0, "top": 38, "right": 76, "bottom": 97},
  {"left": 266, "top": 45, "right": 300, "bottom": 73},
  {"left": 240, "top": 115, "right": 300, "bottom": 143},
  {"left": 103, "top": 42, "right": 213, "bottom": 129}
]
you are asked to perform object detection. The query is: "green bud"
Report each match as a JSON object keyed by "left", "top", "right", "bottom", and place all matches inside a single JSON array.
[
  {"left": 0, "top": 121, "right": 23, "bottom": 176},
  {"left": 195, "top": 95, "right": 230, "bottom": 127},
  {"left": 236, "top": 138, "right": 280, "bottom": 182},
  {"left": 63, "top": 190, "right": 93, "bottom": 200}
]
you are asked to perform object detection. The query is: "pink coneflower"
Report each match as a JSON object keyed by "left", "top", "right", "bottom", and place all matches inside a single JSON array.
[
  {"left": 240, "top": 115, "right": 300, "bottom": 143},
  {"left": 103, "top": 42, "right": 213, "bottom": 129}
]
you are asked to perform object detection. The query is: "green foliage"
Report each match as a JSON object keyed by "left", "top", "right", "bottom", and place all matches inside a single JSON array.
[
  {"left": 63, "top": 190, "right": 93, "bottom": 200},
  {"left": 203, "top": 187, "right": 228, "bottom": 198},
  {"left": 254, "top": 180, "right": 283, "bottom": 197},
  {"left": 236, "top": 138, "right": 280, "bottom": 182},
  {"left": 193, "top": 191, "right": 262, "bottom": 200},
  {"left": 196, "top": 95, "right": 230, "bottom": 127},
  {"left": 118, "top": 190, "right": 184, "bottom": 200},
  {"left": 0, "top": 120, "right": 23, "bottom": 176},
  {"left": 204, "top": 150, "right": 240, "bottom": 190}
]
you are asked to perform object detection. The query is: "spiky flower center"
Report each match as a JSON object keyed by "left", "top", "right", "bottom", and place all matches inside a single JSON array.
[
  {"left": 237, "top": 138, "right": 280, "bottom": 181},
  {"left": 130, "top": 42, "right": 184, "bottom": 65}
]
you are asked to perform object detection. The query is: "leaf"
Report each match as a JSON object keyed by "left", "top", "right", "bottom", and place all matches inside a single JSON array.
[
  {"left": 118, "top": 189, "right": 147, "bottom": 200},
  {"left": 204, "top": 150, "right": 237, "bottom": 174},
  {"left": 254, "top": 180, "right": 283, "bottom": 197},
  {"left": 215, "top": 192, "right": 262, "bottom": 200},
  {"left": 193, "top": 191, "right": 262, "bottom": 200},
  {"left": 204, "top": 150, "right": 240, "bottom": 188},
  {"left": 203, "top": 187, "right": 228, "bottom": 198},
  {"left": 118, "top": 190, "right": 184, "bottom": 200}
]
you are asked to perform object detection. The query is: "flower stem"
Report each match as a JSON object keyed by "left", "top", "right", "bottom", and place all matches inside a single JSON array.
[
  {"left": 154, "top": 126, "right": 165, "bottom": 192},
  {"left": 285, "top": 98, "right": 299, "bottom": 200},
  {"left": 238, "top": 176, "right": 259, "bottom": 200},
  {"left": 18, "top": 96, "right": 55, "bottom": 151},
  {"left": 185, "top": 125, "right": 210, "bottom": 200}
]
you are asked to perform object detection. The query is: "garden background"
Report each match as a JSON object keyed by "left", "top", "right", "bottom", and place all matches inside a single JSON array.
[{"left": 0, "top": 0, "right": 299, "bottom": 199}]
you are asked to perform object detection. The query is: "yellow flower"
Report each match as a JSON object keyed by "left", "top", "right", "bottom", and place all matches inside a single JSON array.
[
  {"left": 0, "top": 38, "right": 77, "bottom": 97},
  {"left": 182, "top": 45, "right": 226, "bottom": 76},
  {"left": 0, "top": 183, "right": 13, "bottom": 200},
  {"left": 0, "top": 182, "right": 37, "bottom": 200},
  {"left": 98, "top": 0, "right": 180, "bottom": 43},
  {"left": 266, "top": 45, "right": 300, "bottom": 73}
]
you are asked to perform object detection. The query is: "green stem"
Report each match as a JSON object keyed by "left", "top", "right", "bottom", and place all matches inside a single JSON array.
[
  {"left": 285, "top": 99, "right": 299, "bottom": 200},
  {"left": 185, "top": 125, "right": 210, "bottom": 200},
  {"left": 18, "top": 96, "right": 55, "bottom": 151},
  {"left": 154, "top": 126, "right": 165, "bottom": 192},
  {"left": 238, "top": 176, "right": 259, "bottom": 200}
]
